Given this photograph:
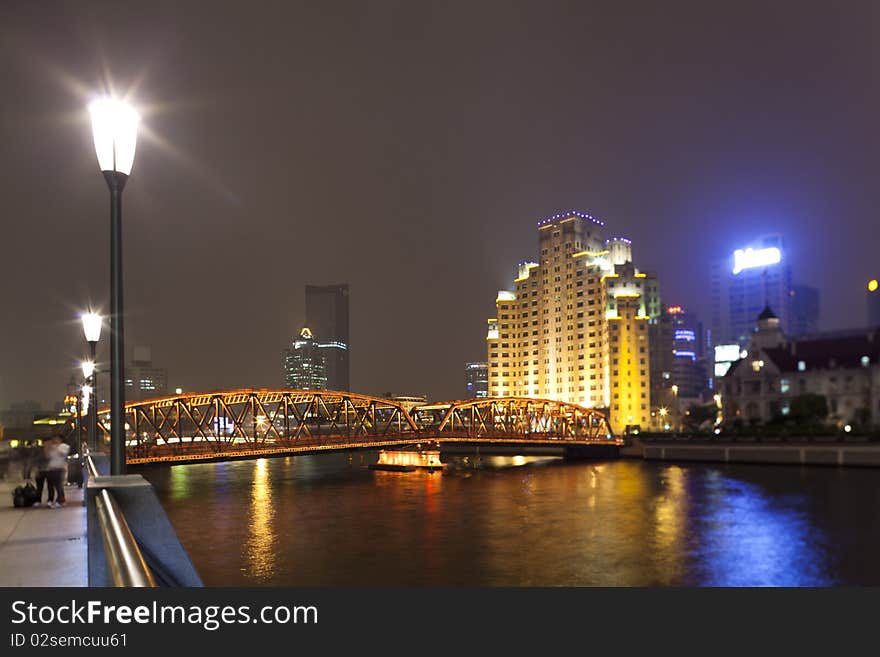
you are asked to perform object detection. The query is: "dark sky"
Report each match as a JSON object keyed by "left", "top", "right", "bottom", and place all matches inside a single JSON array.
[{"left": 1, "top": 1, "right": 878, "bottom": 408}]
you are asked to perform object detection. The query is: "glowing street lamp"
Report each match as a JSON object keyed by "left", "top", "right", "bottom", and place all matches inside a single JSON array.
[
  {"left": 81, "top": 312, "right": 102, "bottom": 453},
  {"left": 88, "top": 97, "right": 140, "bottom": 475},
  {"left": 81, "top": 360, "right": 95, "bottom": 380}
]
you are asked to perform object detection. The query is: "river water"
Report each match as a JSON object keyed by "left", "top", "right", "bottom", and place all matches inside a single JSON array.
[{"left": 142, "top": 453, "right": 880, "bottom": 586}]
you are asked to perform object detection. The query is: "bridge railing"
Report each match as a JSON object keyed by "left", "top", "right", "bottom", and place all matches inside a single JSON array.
[
  {"left": 85, "top": 452, "right": 202, "bottom": 587},
  {"left": 85, "top": 454, "right": 155, "bottom": 587}
]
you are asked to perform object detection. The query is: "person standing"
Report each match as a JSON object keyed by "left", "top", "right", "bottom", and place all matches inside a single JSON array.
[
  {"left": 32, "top": 441, "right": 50, "bottom": 507},
  {"left": 45, "top": 435, "right": 70, "bottom": 508}
]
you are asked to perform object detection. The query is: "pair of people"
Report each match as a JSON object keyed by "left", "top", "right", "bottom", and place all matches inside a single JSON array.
[{"left": 33, "top": 435, "right": 70, "bottom": 508}]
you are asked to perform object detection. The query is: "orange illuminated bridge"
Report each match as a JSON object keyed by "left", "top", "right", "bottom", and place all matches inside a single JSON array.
[{"left": 93, "top": 389, "right": 618, "bottom": 465}]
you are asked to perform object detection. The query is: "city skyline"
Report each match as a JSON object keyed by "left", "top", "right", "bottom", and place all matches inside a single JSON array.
[{"left": 2, "top": 2, "right": 878, "bottom": 408}]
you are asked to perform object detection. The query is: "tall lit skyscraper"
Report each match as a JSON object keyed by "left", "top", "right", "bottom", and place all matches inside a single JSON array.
[
  {"left": 305, "top": 284, "right": 350, "bottom": 391},
  {"left": 282, "top": 327, "right": 328, "bottom": 390},
  {"left": 665, "top": 305, "right": 707, "bottom": 400},
  {"left": 710, "top": 234, "right": 792, "bottom": 347},
  {"left": 485, "top": 210, "right": 654, "bottom": 433},
  {"left": 465, "top": 361, "right": 488, "bottom": 398},
  {"left": 790, "top": 284, "right": 820, "bottom": 337}
]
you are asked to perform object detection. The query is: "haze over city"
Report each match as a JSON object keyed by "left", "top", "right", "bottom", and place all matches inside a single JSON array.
[{"left": 2, "top": 1, "right": 878, "bottom": 407}]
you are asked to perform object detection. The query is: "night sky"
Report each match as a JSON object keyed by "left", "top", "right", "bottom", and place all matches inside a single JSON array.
[{"left": 2, "top": 1, "right": 878, "bottom": 408}]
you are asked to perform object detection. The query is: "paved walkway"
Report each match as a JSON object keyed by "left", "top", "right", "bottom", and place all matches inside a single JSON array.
[{"left": 0, "top": 476, "right": 87, "bottom": 587}]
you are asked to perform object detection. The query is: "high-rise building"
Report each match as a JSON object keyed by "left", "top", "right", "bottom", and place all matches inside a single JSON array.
[
  {"left": 485, "top": 210, "right": 654, "bottom": 433},
  {"left": 790, "top": 284, "right": 820, "bottom": 337},
  {"left": 305, "top": 284, "right": 350, "bottom": 391},
  {"left": 282, "top": 327, "right": 328, "bottom": 390},
  {"left": 125, "top": 346, "right": 167, "bottom": 400},
  {"left": 868, "top": 279, "right": 880, "bottom": 327},
  {"left": 666, "top": 305, "right": 707, "bottom": 400},
  {"left": 710, "top": 234, "right": 792, "bottom": 347},
  {"left": 465, "top": 362, "right": 488, "bottom": 398}
]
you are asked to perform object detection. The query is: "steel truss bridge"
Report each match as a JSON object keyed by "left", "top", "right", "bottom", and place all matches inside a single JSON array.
[{"left": 93, "top": 389, "right": 617, "bottom": 465}]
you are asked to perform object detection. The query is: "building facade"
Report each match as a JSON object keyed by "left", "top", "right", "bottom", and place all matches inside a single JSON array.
[
  {"left": 125, "top": 346, "right": 167, "bottom": 401},
  {"left": 711, "top": 234, "right": 792, "bottom": 347},
  {"left": 282, "top": 327, "right": 328, "bottom": 390},
  {"left": 486, "top": 210, "right": 654, "bottom": 433},
  {"left": 465, "top": 361, "right": 488, "bottom": 398},
  {"left": 790, "top": 284, "right": 820, "bottom": 337},
  {"left": 668, "top": 305, "right": 708, "bottom": 400},
  {"left": 720, "top": 307, "right": 880, "bottom": 427},
  {"left": 305, "top": 284, "right": 350, "bottom": 391}
]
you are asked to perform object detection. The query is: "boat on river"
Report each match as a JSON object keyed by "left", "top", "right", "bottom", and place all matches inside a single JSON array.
[{"left": 369, "top": 449, "right": 444, "bottom": 472}]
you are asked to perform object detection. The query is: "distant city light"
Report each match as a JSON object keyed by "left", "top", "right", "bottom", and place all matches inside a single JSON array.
[
  {"left": 844, "top": 424, "right": 852, "bottom": 433},
  {"left": 175, "top": 387, "right": 183, "bottom": 395},
  {"left": 869, "top": 279, "right": 879, "bottom": 293},
  {"left": 667, "top": 305, "right": 683, "bottom": 314},
  {"left": 732, "top": 247, "right": 781, "bottom": 275}
]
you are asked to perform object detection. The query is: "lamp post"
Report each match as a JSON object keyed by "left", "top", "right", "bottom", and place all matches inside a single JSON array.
[
  {"left": 81, "top": 312, "right": 101, "bottom": 453},
  {"left": 671, "top": 384, "right": 680, "bottom": 433},
  {"left": 88, "top": 98, "right": 140, "bottom": 475}
]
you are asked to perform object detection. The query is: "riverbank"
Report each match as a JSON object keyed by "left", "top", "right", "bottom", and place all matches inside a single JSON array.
[{"left": 621, "top": 438, "right": 880, "bottom": 467}]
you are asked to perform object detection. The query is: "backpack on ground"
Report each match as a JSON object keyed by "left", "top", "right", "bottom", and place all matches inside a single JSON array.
[{"left": 12, "top": 482, "right": 38, "bottom": 508}]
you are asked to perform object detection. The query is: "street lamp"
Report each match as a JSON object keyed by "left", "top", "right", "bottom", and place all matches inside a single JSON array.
[
  {"left": 81, "top": 358, "right": 96, "bottom": 452},
  {"left": 88, "top": 97, "right": 140, "bottom": 475},
  {"left": 81, "top": 312, "right": 101, "bottom": 454},
  {"left": 671, "top": 385, "right": 679, "bottom": 433}
]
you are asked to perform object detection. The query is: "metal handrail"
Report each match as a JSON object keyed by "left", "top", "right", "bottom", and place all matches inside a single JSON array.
[{"left": 86, "top": 454, "right": 156, "bottom": 587}]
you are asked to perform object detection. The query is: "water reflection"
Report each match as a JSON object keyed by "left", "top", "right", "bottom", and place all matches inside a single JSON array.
[
  {"left": 244, "top": 458, "right": 276, "bottom": 582},
  {"left": 693, "top": 474, "right": 833, "bottom": 586},
  {"left": 143, "top": 455, "right": 868, "bottom": 586}
]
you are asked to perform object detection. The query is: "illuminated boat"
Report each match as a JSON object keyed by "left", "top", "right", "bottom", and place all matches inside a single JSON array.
[{"left": 369, "top": 449, "right": 444, "bottom": 472}]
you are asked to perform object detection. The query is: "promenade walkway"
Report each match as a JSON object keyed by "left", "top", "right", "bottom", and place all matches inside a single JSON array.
[{"left": 0, "top": 475, "right": 87, "bottom": 587}]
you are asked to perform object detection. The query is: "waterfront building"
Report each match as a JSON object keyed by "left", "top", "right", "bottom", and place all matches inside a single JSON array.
[
  {"left": 719, "top": 307, "right": 880, "bottom": 427},
  {"left": 790, "top": 284, "right": 820, "bottom": 337},
  {"left": 486, "top": 210, "right": 654, "bottom": 433},
  {"left": 305, "top": 284, "right": 350, "bottom": 391},
  {"left": 868, "top": 279, "right": 880, "bottom": 327},
  {"left": 379, "top": 393, "right": 428, "bottom": 411},
  {"left": 710, "top": 234, "right": 792, "bottom": 347},
  {"left": 125, "top": 346, "right": 167, "bottom": 401},
  {"left": 282, "top": 327, "right": 328, "bottom": 390},
  {"left": 465, "top": 361, "right": 489, "bottom": 398}
]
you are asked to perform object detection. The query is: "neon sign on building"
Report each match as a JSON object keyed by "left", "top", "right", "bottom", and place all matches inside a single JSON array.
[{"left": 732, "top": 247, "right": 781, "bottom": 275}]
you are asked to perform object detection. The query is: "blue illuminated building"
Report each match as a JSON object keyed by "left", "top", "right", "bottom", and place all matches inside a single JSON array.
[
  {"left": 790, "top": 284, "right": 820, "bottom": 337},
  {"left": 710, "top": 234, "right": 792, "bottom": 347},
  {"left": 668, "top": 306, "right": 708, "bottom": 399}
]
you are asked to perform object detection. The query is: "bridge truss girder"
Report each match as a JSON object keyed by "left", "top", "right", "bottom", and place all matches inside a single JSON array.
[{"left": 95, "top": 391, "right": 615, "bottom": 463}]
